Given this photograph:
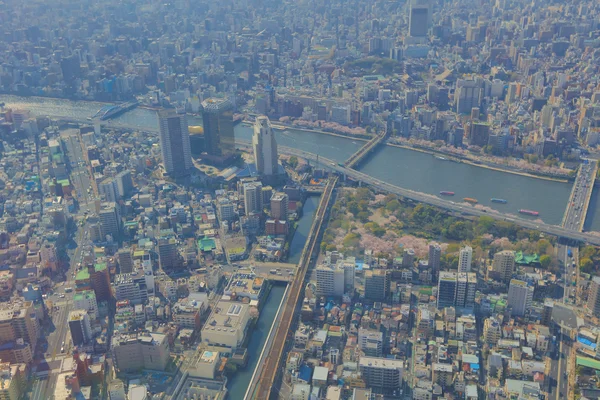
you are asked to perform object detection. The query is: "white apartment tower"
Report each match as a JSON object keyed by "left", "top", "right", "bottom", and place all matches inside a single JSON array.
[
  {"left": 253, "top": 116, "right": 279, "bottom": 176},
  {"left": 458, "top": 246, "right": 472, "bottom": 273},
  {"left": 508, "top": 279, "right": 534, "bottom": 317}
]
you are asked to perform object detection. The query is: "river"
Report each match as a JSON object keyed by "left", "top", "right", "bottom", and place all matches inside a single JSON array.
[{"left": 2, "top": 95, "right": 594, "bottom": 230}]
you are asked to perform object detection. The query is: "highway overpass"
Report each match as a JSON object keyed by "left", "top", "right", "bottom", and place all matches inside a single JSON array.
[{"left": 275, "top": 145, "right": 600, "bottom": 246}]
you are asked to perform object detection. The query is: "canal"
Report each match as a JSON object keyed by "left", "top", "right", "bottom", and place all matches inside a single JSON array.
[
  {"left": 1, "top": 95, "right": 592, "bottom": 230},
  {"left": 226, "top": 194, "right": 319, "bottom": 398},
  {"left": 226, "top": 284, "right": 285, "bottom": 399}
]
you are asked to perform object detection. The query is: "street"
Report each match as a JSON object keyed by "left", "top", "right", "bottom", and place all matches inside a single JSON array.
[{"left": 29, "top": 225, "right": 86, "bottom": 400}]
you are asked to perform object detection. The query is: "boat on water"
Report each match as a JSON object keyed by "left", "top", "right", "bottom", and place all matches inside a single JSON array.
[
  {"left": 491, "top": 198, "right": 508, "bottom": 204},
  {"left": 519, "top": 209, "right": 539, "bottom": 216},
  {"left": 440, "top": 191, "right": 455, "bottom": 196},
  {"left": 435, "top": 155, "right": 448, "bottom": 161},
  {"left": 463, "top": 197, "right": 478, "bottom": 204}
]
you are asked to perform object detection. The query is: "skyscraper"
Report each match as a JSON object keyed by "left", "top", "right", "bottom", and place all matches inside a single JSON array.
[
  {"left": 253, "top": 116, "right": 279, "bottom": 176},
  {"left": 508, "top": 279, "right": 534, "bottom": 317},
  {"left": 458, "top": 246, "right": 472, "bottom": 273},
  {"left": 201, "top": 98, "right": 235, "bottom": 159},
  {"left": 157, "top": 110, "right": 192, "bottom": 177},
  {"left": 408, "top": 0, "right": 430, "bottom": 37}
]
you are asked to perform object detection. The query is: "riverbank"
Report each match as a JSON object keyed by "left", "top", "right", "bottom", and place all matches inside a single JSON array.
[
  {"left": 386, "top": 142, "right": 570, "bottom": 183},
  {"left": 242, "top": 120, "right": 370, "bottom": 142}
]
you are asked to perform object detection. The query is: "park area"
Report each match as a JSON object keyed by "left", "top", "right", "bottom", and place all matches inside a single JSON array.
[{"left": 321, "top": 187, "right": 563, "bottom": 272}]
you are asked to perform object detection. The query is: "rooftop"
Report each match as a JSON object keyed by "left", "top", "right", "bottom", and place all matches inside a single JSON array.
[{"left": 358, "top": 356, "right": 404, "bottom": 369}]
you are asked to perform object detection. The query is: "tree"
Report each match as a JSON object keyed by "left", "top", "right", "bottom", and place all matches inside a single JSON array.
[
  {"left": 536, "top": 239, "right": 551, "bottom": 255},
  {"left": 288, "top": 156, "right": 299, "bottom": 168},
  {"left": 539, "top": 254, "right": 551, "bottom": 268},
  {"left": 343, "top": 233, "right": 361, "bottom": 248},
  {"left": 385, "top": 199, "right": 401, "bottom": 212},
  {"left": 580, "top": 258, "right": 594, "bottom": 274},
  {"left": 357, "top": 211, "right": 371, "bottom": 223}
]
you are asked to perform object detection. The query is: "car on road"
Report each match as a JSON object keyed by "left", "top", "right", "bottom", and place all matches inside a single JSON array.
[{"left": 59, "top": 294, "right": 65, "bottom": 298}]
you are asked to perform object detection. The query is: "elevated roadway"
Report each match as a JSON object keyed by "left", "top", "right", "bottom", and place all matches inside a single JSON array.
[
  {"left": 276, "top": 146, "right": 600, "bottom": 246},
  {"left": 248, "top": 177, "right": 337, "bottom": 399}
]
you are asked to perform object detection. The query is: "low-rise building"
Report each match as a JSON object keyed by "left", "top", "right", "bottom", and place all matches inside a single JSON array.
[{"left": 201, "top": 300, "right": 252, "bottom": 351}]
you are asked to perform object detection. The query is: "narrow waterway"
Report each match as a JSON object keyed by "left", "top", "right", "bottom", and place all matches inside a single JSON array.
[
  {"left": 226, "top": 195, "right": 318, "bottom": 397},
  {"left": 1, "top": 94, "right": 590, "bottom": 229},
  {"left": 288, "top": 196, "right": 320, "bottom": 264},
  {"left": 226, "top": 284, "right": 285, "bottom": 399}
]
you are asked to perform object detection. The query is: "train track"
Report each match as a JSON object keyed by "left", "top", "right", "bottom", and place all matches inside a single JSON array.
[{"left": 251, "top": 177, "right": 337, "bottom": 399}]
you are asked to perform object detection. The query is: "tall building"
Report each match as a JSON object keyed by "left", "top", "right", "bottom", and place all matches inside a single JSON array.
[
  {"left": 358, "top": 356, "right": 404, "bottom": 390},
  {"left": 117, "top": 248, "right": 133, "bottom": 274},
  {"left": 216, "top": 198, "right": 236, "bottom": 222},
  {"left": 587, "top": 277, "right": 600, "bottom": 315},
  {"left": 0, "top": 300, "right": 39, "bottom": 361},
  {"left": 437, "top": 271, "right": 457, "bottom": 309},
  {"left": 112, "top": 332, "right": 170, "bottom": 372},
  {"left": 253, "top": 116, "right": 279, "bottom": 176},
  {"left": 98, "top": 202, "right": 120, "bottom": 240},
  {"left": 456, "top": 79, "right": 482, "bottom": 114},
  {"left": 157, "top": 109, "right": 192, "bottom": 177},
  {"left": 508, "top": 279, "right": 534, "bottom": 317},
  {"left": 316, "top": 265, "right": 345, "bottom": 296},
  {"left": 358, "top": 328, "right": 384, "bottom": 357},
  {"left": 157, "top": 236, "right": 181, "bottom": 269},
  {"left": 428, "top": 243, "right": 441, "bottom": 272},
  {"left": 115, "top": 170, "right": 133, "bottom": 198},
  {"left": 114, "top": 273, "right": 149, "bottom": 305},
  {"left": 483, "top": 316, "right": 502, "bottom": 346},
  {"left": 470, "top": 122, "right": 491, "bottom": 147},
  {"left": 364, "top": 269, "right": 390, "bottom": 301},
  {"left": 201, "top": 98, "right": 235, "bottom": 158},
  {"left": 69, "top": 310, "right": 92, "bottom": 346},
  {"left": 243, "top": 182, "right": 263, "bottom": 215},
  {"left": 408, "top": 0, "right": 430, "bottom": 37},
  {"left": 73, "top": 290, "right": 99, "bottom": 320},
  {"left": 98, "top": 178, "right": 118, "bottom": 203},
  {"left": 455, "top": 272, "right": 477, "bottom": 309},
  {"left": 270, "top": 192, "right": 289, "bottom": 220},
  {"left": 492, "top": 250, "right": 516, "bottom": 283},
  {"left": 458, "top": 246, "right": 472, "bottom": 273}
]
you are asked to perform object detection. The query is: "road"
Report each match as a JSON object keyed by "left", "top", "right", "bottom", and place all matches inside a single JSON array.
[
  {"left": 30, "top": 130, "right": 89, "bottom": 400},
  {"left": 30, "top": 225, "right": 85, "bottom": 400}
]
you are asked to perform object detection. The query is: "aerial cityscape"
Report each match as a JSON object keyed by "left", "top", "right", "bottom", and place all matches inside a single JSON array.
[{"left": 1, "top": 0, "right": 600, "bottom": 399}]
